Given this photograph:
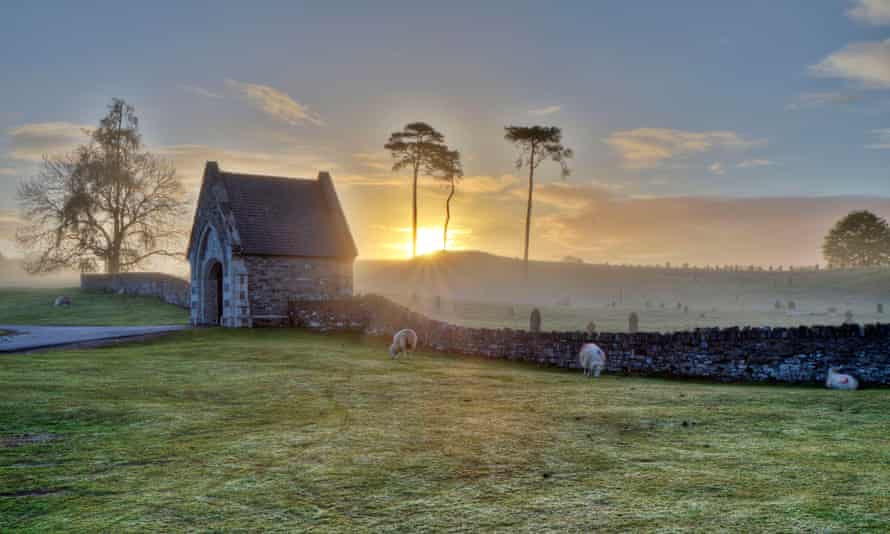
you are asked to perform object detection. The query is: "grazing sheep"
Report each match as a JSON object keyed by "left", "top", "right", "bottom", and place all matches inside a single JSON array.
[
  {"left": 826, "top": 367, "right": 859, "bottom": 391},
  {"left": 579, "top": 342, "right": 607, "bottom": 377},
  {"left": 53, "top": 296, "right": 71, "bottom": 307},
  {"left": 389, "top": 329, "right": 418, "bottom": 359}
]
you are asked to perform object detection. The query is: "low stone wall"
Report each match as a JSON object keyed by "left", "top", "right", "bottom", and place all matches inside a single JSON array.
[
  {"left": 81, "top": 273, "right": 190, "bottom": 308},
  {"left": 289, "top": 295, "right": 890, "bottom": 386}
]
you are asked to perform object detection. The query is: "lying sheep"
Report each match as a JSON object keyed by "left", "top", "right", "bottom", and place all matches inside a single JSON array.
[
  {"left": 53, "top": 296, "right": 71, "bottom": 307},
  {"left": 579, "top": 342, "right": 607, "bottom": 377},
  {"left": 389, "top": 329, "right": 418, "bottom": 359},
  {"left": 826, "top": 367, "right": 859, "bottom": 391}
]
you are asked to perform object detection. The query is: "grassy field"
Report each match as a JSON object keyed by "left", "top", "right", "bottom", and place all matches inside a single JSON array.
[
  {"left": 0, "top": 288, "right": 189, "bottom": 326},
  {"left": 2, "top": 329, "right": 888, "bottom": 532}
]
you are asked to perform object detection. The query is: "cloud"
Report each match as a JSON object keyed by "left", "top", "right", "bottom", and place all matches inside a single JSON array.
[
  {"left": 811, "top": 39, "right": 890, "bottom": 88},
  {"left": 353, "top": 151, "right": 393, "bottom": 172},
  {"left": 532, "top": 183, "right": 890, "bottom": 265},
  {"left": 848, "top": 0, "right": 890, "bottom": 25},
  {"left": 225, "top": 79, "right": 323, "bottom": 126},
  {"left": 452, "top": 174, "right": 520, "bottom": 195},
  {"left": 785, "top": 92, "right": 863, "bottom": 110},
  {"left": 709, "top": 162, "right": 725, "bottom": 175},
  {"left": 0, "top": 167, "right": 18, "bottom": 176},
  {"left": 866, "top": 128, "right": 890, "bottom": 148},
  {"left": 6, "top": 122, "right": 90, "bottom": 161},
  {"left": 738, "top": 159, "right": 775, "bottom": 168},
  {"left": 180, "top": 85, "right": 223, "bottom": 99},
  {"left": 529, "top": 105, "right": 561, "bottom": 116},
  {"left": 604, "top": 128, "right": 763, "bottom": 168},
  {"left": 157, "top": 144, "right": 340, "bottom": 188}
]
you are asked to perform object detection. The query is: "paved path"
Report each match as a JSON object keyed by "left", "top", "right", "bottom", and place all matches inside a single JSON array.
[{"left": 0, "top": 324, "right": 189, "bottom": 353}]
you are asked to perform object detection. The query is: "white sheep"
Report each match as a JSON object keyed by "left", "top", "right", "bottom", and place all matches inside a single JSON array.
[
  {"left": 826, "top": 367, "right": 859, "bottom": 391},
  {"left": 389, "top": 329, "right": 418, "bottom": 359},
  {"left": 579, "top": 342, "right": 607, "bottom": 377}
]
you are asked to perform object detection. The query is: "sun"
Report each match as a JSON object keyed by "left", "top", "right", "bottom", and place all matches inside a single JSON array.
[
  {"left": 390, "top": 226, "right": 468, "bottom": 258},
  {"left": 414, "top": 227, "right": 445, "bottom": 256}
]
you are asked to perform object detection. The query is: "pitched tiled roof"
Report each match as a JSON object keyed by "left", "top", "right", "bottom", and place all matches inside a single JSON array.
[{"left": 208, "top": 163, "right": 357, "bottom": 258}]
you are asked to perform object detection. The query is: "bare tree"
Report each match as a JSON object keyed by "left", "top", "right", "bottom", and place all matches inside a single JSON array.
[
  {"left": 504, "top": 126, "right": 572, "bottom": 277},
  {"left": 16, "top": 98, "right": 187, "bottom": 274},
  {"left": 430, "top": 146, "right": 463, "bottom": 250},
  {"left": 384, "top": 122, "right": 449, "bottom": 257}
]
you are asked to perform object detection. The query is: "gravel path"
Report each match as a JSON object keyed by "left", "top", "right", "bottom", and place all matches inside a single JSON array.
[{"left": 0, "top": 324, "right": 189, "bottom": 353}]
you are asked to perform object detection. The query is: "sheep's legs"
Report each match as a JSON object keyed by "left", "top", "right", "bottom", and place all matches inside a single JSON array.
[{"left": 594, "top": 366, "right": 602, "bottom": 377}]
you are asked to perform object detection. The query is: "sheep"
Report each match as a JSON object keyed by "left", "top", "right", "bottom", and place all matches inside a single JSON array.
[
  {"left": 578, "top": 342, "right": 607, "bottom": 377},
  {"left": 826, "top": 367, "right": 859, "bottom": 391},
  {"left": 389, "top": 329, "right": 418, "bottom": 359},
  {"left": 53, "top": 296, "right": 71, "bottom": 307}
]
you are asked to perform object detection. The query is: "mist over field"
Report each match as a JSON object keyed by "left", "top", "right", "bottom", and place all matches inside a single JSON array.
[{"left": 356, "top": 251, "right": 890, "bottom": 332}]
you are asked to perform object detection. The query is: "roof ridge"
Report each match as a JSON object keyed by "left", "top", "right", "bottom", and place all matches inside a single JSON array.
[{"left": 220, "top": 170, "right": 315, "bottom": 183}]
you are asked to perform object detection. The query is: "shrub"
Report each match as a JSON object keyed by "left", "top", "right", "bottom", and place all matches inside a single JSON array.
[{"left": 844, "top": 310, "right": 854, "bottom": 324}]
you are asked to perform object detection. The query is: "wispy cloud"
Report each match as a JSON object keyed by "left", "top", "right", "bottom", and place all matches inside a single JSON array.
[
  {"left": 180, "top": 85, "right": 223, "bottom": 99},
  {"left": 811, "top": 39, "right": 890, "bottom": 88},
  {"left": 353, "top": 151, "right": 393, "bottom": 172},
  {"left": 157, "top": 144, "right": 339, "bottom": 188},
  {"left": 738, "top": 159, "right": 775, "bottom": 168},
  {"left": 709, "top": 162, "right": 726, "bottom": 175},
  {"left": 529, "top": 105, "right": 561, "bottom": 116},
  {"left": 604, "top": 128, "right": 764, "bottom": 168},
  {"left": 0, "top": 167, "right": 18, "bottom": 176},
  {"left": 785, "top": 91, "right": 863, "bottom": 111},
  {"left": 865, "top": 128, "right": 890, "bottom": 149},
  {"left": 225, "top": 79, "right": 323, "bottom": 126},
  {"left": 532, "top": 183, "right": 890, "bottom": 265},
  {"left": 848, "top": 0, "right": 890, "bottom": 25},
  {"left": 6, "top": 122, "right": 90, "bottom": 161}
]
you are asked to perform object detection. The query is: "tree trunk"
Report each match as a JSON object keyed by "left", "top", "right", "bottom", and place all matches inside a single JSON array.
[
  {"left": 443, "top": 178, "right": 455, "bottom": 250},
  {"left": 412, "top": 161, "right": 419, "bottom": 258},
  {"left": 523, "top": 149, "right": 536, "bottom": 279}
]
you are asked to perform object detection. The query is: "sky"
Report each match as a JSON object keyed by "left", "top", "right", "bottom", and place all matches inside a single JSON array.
[{"left": 3, "top": 1, "right": 890, "bottom": 269}]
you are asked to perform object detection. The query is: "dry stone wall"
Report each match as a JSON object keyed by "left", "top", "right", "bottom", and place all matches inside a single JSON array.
[
  {"left": 289, "top": 295, "right": 890, "bottom": 386},
  {"left": 81, "top": 273, "right": 190, "bottom": 308}
]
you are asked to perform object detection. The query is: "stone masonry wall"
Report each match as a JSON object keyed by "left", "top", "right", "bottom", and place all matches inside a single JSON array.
[
  {"left": 289, "top": 295, "right": 890, "bottom": 386},
  {"left": 81, "top": 273, "right": 190, "bottom": 308},
  {"left": 247, "top": 257, "right": 353, "bottom": 326}
]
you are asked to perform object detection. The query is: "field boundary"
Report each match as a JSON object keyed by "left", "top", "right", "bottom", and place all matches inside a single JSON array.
[
  {"left": 289, "top": 295, "right": 890, "bottom": 386},
  {"left": 81, "top": 273, "right": 189, "bottom": 308}
]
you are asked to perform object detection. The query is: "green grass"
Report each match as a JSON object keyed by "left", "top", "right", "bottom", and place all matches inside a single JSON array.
[
  {"left": 0, "top": 288, "right": 189, "bottom": 326},
  {"left": 2, "top": 329, "right": 888, "bottom": 532}
]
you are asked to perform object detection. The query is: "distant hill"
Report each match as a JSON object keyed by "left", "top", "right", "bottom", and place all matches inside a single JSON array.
[{"left": 356, "top": 250, "right": 890, "bottom": 311}]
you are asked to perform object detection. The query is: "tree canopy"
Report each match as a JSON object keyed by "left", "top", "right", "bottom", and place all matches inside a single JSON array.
[
  {"left": 16, "top": 98, "right": 187, "bottom": 274},
  {"left": 822, "top": 210, "right": 890, "bottom": 268}
]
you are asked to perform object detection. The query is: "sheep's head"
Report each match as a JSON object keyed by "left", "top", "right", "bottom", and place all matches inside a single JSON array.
[{"left": 389, "top": 343, "right": 398, "bottom": 357}]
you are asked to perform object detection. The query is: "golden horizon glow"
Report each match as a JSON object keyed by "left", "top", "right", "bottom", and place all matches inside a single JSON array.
[{"left": 388, "top": 226, "right": 470, "bottom": 258}]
